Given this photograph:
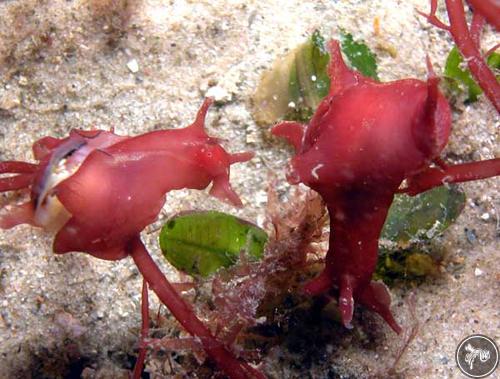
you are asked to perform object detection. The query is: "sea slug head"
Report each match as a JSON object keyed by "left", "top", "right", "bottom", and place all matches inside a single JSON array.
[
  {"left": 195, "top": 143, "right": 254, "bottom": 207},
  {"left": 174, "top": 98, "right": 254, "bottom": 207}
]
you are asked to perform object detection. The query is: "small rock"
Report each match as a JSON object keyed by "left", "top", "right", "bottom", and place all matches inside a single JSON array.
[
  {"left": 0, "top": 92, "right": 20, "bottom": 111},
  {"left": 246, "top": 125, "right": 260, "bottom": 144},
  {"left": 18, "top": 76, "right": 28, "bottom": 86},
  {"left": 206, "top": 85, "right": 232, "bottom": 103},
  {"left": 474, "top": 267, "right": 484, "bottom": 277},
  {"left": 465, "top": 228, "right": 477, "bottom": 244},
  {"left": 480, "top": 212, "right": 490, "bottom": 221},
  {"left": 126, "top": 59, "right": 139, "bottom": 73},
  {"left": 92, "top": 310, "right": 105, "bottom": 319}
]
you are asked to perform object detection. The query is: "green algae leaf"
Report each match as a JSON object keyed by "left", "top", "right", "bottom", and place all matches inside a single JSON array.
[
  {"left": 444, "top": 48, "right": 500, "bottom": 103},
  {"left": 374, "top": 249, "right": 440, "bottom": 285},
  {"left": 376, "top": 186, "right": 465, "bottom": 285},
  {"left": 285, "top": 30, "right": 331, "bottom": 122},
  {"left": 159, "top": 211, "right": 267, "bottom": 277},
  {"left": 487, "top": 52, "right": 500, "bottom": 70},
  {"left": 252, "top": 30, "right": 378, "bottom": 125},
  {"left": 381, "top": 186, "right": 466, "bottom": 245},
  {"left": 340, "top": 31, "right": 379, "bottom": 81},
  {"left": 444, "top": 47, "right": 482, "bottom": 103}
]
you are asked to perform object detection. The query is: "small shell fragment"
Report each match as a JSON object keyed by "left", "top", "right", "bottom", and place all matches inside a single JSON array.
[{"left": 127, "top": 59, "right": 139, "bottom": 73}]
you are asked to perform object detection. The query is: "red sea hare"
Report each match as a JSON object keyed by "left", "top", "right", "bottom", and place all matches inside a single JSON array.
[
  {"left": 1, "top": 99, "right": 251, "bottom": 258},
  {"left": 0, "top": 99, "right": 264, "bottom": 379},
  {"left": 272, "top": 39, "right": 500, "bottom": 333}
]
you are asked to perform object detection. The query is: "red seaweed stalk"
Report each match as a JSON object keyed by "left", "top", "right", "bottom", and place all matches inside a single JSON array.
[
  {"left": 132, "top": 280, "right": 149, "bottom": 379},
  {"left": 419, "top": 0, "right": 500, "bottom": 111}
]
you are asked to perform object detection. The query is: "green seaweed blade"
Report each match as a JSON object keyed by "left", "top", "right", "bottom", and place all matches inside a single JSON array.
[
  {"left": 159, "top": 211, "right": 267, "bottom": 277},
  {"left": 340, "top": 31, "right": 379, "bottom": 81},
  {"left": 444, "top": 48, "right": 499, "bottom": 103},
  {"left": 376, "top": 186, "right": 466, "bottom": 285},
  {"left": 382, "top": 186, "right": 466, "bottom": 244},
  {"left": 253, "top": 30, "right": 379, "bottom": 124}
]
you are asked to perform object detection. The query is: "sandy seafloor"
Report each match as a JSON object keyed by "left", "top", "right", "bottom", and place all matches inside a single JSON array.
[{"left": 0, "top": 0, "right": 498, "bottom": 378}]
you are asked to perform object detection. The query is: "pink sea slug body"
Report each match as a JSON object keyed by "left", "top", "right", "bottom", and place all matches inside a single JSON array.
[
  {"left": 0, "top": 99, "right": 264, "bottom": 379},
  {"left": 272, "top": 40, "right": 500, "bottom": 333},
  {"left": 1, "top": 99, "right": 249, "bottom": 257}
]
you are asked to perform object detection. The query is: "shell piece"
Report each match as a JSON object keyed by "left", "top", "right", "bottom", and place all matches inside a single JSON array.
[{"left": 32, "top": 130, "right": 126, "bottom": 231}]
